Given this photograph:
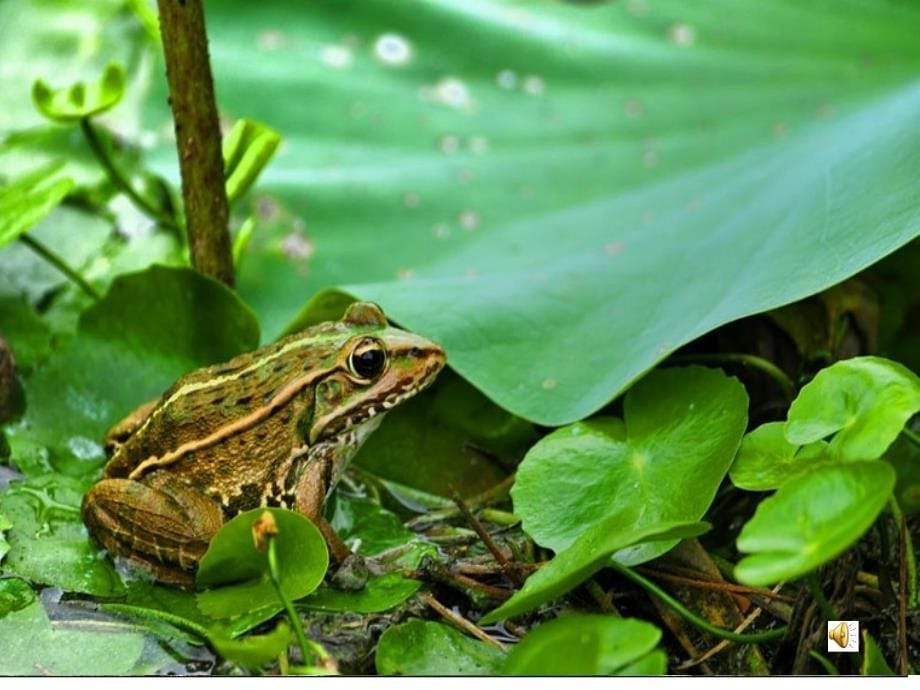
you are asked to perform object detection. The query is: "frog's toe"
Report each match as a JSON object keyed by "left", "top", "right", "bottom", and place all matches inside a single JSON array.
[{"left": 82, "top": 477, "right": 223, "bottom": 583}]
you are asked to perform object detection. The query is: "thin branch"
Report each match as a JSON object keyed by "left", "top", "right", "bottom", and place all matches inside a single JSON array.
[
  {"left": 452, "top": 491, "right": 523, "bottom": 586},
  {"left": 419, "top": 592, "right": 506, "bottom": 652},
  {"left": 637, "top": 567, "right": 794, "bottom": 603},
  {"left": 19, "top": 234, "right": 100, "bottom": 300}
]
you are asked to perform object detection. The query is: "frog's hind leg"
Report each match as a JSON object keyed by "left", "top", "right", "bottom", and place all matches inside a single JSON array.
[{"left": 82, "top": 473, "right": 223, "bottom": 586}]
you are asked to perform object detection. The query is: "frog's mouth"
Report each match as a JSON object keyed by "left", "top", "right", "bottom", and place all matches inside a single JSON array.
[{"left": 308, "top": 340, "right": 445, "bottom": 444}]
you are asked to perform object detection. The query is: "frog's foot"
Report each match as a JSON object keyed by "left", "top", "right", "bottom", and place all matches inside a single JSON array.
[
  {"left": 329, "top": 553, "right": 370, "bottom": 591},
  {"left": 82, "top": 474, "right": 223, "bottom": 587}
]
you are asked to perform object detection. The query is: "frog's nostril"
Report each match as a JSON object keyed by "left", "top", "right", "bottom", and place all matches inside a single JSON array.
[{"left": 409, "top": 347, "right": 423, "bottom": 358}]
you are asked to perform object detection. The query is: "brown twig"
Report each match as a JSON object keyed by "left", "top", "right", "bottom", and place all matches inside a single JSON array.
[
  {"left": 156, "top": 0, "right": 235, "bottom": 286},
  {"left": 419, "top": 592, "right": 506, "bottom": 652},
  {"left": 637, "top": 567, "right": 795, "bottom": 603},
  {"left": 676, "top": 584, "right": 783, "bottom": 670},
  {"left": 404, "top": 565, "right": 512, "bottom": 601},
  {"left": 452, "top": 492, "right": 523, "bottom": 586}
]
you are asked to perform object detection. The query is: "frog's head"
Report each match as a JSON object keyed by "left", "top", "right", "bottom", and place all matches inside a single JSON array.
[{"left": 308, "top": 302, "right": 446, "bottom": 444}]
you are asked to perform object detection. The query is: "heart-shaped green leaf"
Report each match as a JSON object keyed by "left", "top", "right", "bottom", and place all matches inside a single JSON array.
[
  {"left": 503, "top": 615, "right": 663, "bottom": 676},
  {"left": 210, "top": 622, "right": 292, "bottom": 670},
  {"left": 139, "top": 0, "right": 920, "bottom": 425},
  {"left": 480, "top": 518, "right": 708, "bottom": 624},
  {"left": 0, "top": 162, "right": 73, "bottom": 248},
  {"left": 223, "top": 119, "right": 282, "bottom": 204},
  {"left": 511, "top": 366, "right": 747, "bottom": 564},
  {"left": 785, "top": 356, "right": 920, "bottom": 461},
  {"left": 32, "top": 62, "right": 125, "bottom": 122},
  {"left": 375, "top": 620, "right": 504, "bottom": 676},
  {"left": 0, "top": 577, "right": 34, "bottom": 619},
  {"left": 196, "top": 508, "right": 329, "bottom": 620},
  {"left": 729, "top": 422, "right": 828, "bottom": 491},
  {"left": 736, "top": 462, "right": 895, "bottom": 585},
  {"left": 7, "top": 265, "right": 259, "bottom": 477}
]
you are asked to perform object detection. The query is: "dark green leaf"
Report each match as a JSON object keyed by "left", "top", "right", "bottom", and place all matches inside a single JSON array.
[
  {"left": 375, "top": 620, "right": 504, "bottom": 676},
  {"left": 0, "top": 297, "right": 53, "bottom": 370},
  {"left": 503, "top": 615, "right": 662, "bottom": 676},
  {"left": 7, "top": 266, "right": 259, "bottom": 477},
  {"left": 736, "top": 462, "right": 896, "bottom": 585},
  {"left": 223, "top": 119, "right": 282, "bottom": 204},
  {"left": 785, "top": 357, "right": 920, "bottom": 461},
  {"left": 480, "top": 519, "right": 708, "bottom": 624},
  {"left": 512, "top": 366, "right": 747, "bottom": 564},
  {"left": 353, "top": 370, "right": 523, "bottom": 496},
  {"left": 32, "top": 62, "right": 125, "bottom": 122},
  {"left": 196, "top": 508, "right": 328, "bottom": 619}
]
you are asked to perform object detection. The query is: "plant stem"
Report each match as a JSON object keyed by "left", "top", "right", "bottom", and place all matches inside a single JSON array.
[
  {"left": 670, "top": 353, "right": 795, "bottom": 400},
  {"left": 806, "top": 572, "right": 837, "bottom": 620},
  {"left": 101, "top": 603, "right": 210, "bottom": 642},
  {"left": 890, "top": 498, "right": 914, "bottom": 675},
  {"left": 808, "top": 650, "right": 839, "bottom": 675},
  {"left": 156, "top": 0, "right": 234, "bottom": 287},
  {"left": 267, "top": 536, "right": 311, "bottom": 666},
  {"left": 889, "top": 499, "right": 917, "bottom": 608},
  {"left": 80, "top": 118, "right": 179, "bottom": 231},
  {"left": 902, "top": 428, "right": 920, "bottom": 450},
  {"left": 610, "top": 562, "right": 787, "bottom": 644},
  {"left": 18, "top": 234, "right": 100, "bottom": 300}
]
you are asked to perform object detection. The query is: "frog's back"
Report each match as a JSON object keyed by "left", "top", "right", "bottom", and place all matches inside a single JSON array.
[{"left": 102, "top": 325, "right": 339, "bottom": 479}]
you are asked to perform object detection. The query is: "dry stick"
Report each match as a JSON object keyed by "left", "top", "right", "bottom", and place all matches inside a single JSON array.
[
  {"left": 404, "top": 564, "right": 512, "bottom": 601},
  {"left": 452, "top": 492, "right": 523, "bottom": 587},
  {"left": 676, "top": 584, "right": 784, "bottom": 670},
  {"left": 156, "top": 0, "right": 235, "bottom": 287},
  {"left": 419, "top": 592, "right": 506, "bottom": 652},
  {"left": 637, "top": 567, "right": 795, "bottom": 603}
]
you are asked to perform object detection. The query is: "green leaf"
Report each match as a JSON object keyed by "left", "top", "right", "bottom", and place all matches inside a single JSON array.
[
  {"left": 0, "top": 510, "right": 10, "bottom": 566},
  {"left": 210, "top": 622, "right": 292, "bottom": 669},
  {"left": 0, "top": 162, "right": 74, "bottom": 248},
  {"left": 223, "top": 119, "right": 282, "bottom": 204},
  {"left": 7, "top": 265, "right": 259, "bottom": 477},
  {"left": 618, "top": 650, "right": 668, "bottom": 676},
  {"left": 886, "top": 434, "right": 920, "bottom": 514},
  {"left": 503, "top": 615, "right": 663, "bottom": 676},
  {"left": 375, "top": 620, "right": 504, "bottom": 676},
  {"left": 736, "top": 462, "right": 896, "bottom": 585},
  {"left": 861, "top": 631, "right": 895, "bottom": 676},
  {"left": 0, "top": 599, "right": 145, "bottom": 675},
  {"left": 785, "top": 357, "right": 920, "bottom": 461},
  {"left": 0, "top": 474, "right": 125, "bottom": 596},
  {"left": 32, "top": 62, "right": 125, "bottom": 122},
  {"left": 0, "top": 577, "right": 35, "bottom": 619},
  {"left": 353, "top": 369, "right": 526, "bottom": 496},
  {"left": 480, "top": 519, "right": 708, "bottom": 624},
  {"left": 196, "top": 508, "right": 328, "bottom": 620},
  {"left": 142, "top": 0, "right": 920, "bottom": 425},
  {"left": 0, "top": 297, "right": 53, "bottom": 370},
  {"left": 511, "top": 366, "right": 747, "bottom": 564},
  {"left": 729, "top": 422, "right": 828, "bottom": 491}
]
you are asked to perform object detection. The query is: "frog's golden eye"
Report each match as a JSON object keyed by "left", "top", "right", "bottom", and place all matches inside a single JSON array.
[{"left": 347, "top": 337, "right": 388, "bottom": 382}]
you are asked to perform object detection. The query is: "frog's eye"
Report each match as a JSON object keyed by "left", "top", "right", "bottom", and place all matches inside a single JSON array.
[{"left": 347, "top": 337, "right": 388, "bottom": 382}]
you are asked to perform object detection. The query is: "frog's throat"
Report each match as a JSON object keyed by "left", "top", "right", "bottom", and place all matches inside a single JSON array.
[{"left": 126, "top": 369, "right": 330, "bottom": 481}]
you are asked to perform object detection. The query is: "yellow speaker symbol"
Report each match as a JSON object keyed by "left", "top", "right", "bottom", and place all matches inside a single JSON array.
[{"left": 828, "top": 621, "right": 849, "bottom": 649}]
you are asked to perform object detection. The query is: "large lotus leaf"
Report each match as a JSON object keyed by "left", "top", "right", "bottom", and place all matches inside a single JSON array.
[
  {"left": 735, "top": 461, "right": 896, "bottom": 585},
  {"left": 511, "top": 366, "right": 747, "bottom": 565},
  {"left": 139, "top": 0, "right": 920, "bottom": 425},
  {"left": 6, "top": 265, "right": 260, "bottom": 477}
]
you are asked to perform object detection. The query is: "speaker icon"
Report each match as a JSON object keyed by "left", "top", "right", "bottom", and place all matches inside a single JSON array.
[{"left": 827, "top": 620, "right": 859, "bottom": 652}]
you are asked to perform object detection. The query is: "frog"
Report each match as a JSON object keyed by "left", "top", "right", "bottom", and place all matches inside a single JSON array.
[{"left": 81, "top": 302, "right": 445, "bottom": 586}]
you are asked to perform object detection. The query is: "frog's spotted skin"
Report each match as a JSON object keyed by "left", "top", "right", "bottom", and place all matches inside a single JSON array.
[{"left": 82, "top": 303, "right": 445, "bottom": 585}]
